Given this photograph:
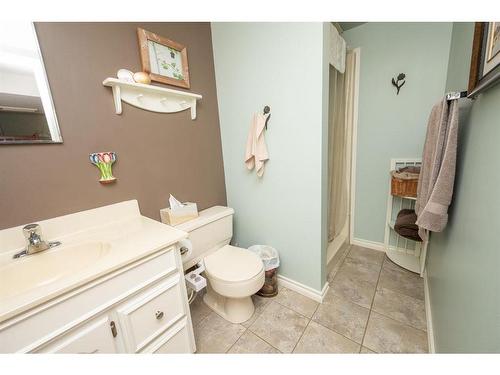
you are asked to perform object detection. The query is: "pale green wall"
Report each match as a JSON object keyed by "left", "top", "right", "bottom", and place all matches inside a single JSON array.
[
  {"left": 211, "top": 23, "right": 328, "bottom": 291},
  {"left": 427, "top": 23, "right": 500, "bottom": 353},
  {"left": 445, "top": 23, "right": 476, "bottom": 92},
  {"left": 342, "top": 23, "right": 453, "bottom": 243}
]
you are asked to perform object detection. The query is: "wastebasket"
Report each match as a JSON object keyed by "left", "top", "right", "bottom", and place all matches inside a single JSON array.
[{"left": 248, "top": 245, "right": 279, "bottom": 297}]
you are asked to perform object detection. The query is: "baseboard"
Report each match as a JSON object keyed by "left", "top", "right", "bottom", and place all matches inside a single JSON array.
[
  {"left": 351, "top": 237, "right": 386, "bottom": 252},
  {"left": 423, "top": 269, "right": 436, "bottom": 353},
  {"left": 277, "top": 274, "right": 329, "bottom": 303}
]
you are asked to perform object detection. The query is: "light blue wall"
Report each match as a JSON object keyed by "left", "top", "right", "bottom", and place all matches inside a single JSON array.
[
  {"left": 427, "top": 23, "right": 500, "bottom": 353},
  {"left": 342, "top": 23, "right": 453, "bottom": 243},
  {"left": 211, "top": 23, "right": 328, "bottom": 291}
]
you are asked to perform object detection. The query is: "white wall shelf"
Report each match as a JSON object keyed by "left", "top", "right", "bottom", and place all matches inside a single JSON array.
[
  {"left": 384, "top": 158, "right": 424, "bottom": 275},
  {"left": 102, "top": 78, "right": 202, "bottom": 120}
]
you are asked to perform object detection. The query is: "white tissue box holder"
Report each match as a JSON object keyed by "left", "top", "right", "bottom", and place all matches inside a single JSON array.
[{"left": 160, "top": 202, "right": 198, "bottom": 226}]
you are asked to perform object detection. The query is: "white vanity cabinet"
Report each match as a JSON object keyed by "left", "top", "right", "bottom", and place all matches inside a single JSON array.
[{"left": 0, "top": 245, "right": 196, "bottom": 353}]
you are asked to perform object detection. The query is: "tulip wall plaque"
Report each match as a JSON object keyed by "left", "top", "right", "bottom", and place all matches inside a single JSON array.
[
  {"left": 391, "top": 73, "right": 406, "bottom": 95},
  {"left": 90, "top": 152, "right": 117, "bottom": 184}
]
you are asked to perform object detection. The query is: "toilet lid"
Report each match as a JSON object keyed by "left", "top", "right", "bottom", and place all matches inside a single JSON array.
[{"left": 204, "top": 245, "right": 264, "bottom": 283}]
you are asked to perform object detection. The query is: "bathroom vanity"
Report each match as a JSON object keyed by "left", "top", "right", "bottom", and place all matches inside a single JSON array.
[{"left": 0, "top": 200, "right": 196, "bottom": 353}]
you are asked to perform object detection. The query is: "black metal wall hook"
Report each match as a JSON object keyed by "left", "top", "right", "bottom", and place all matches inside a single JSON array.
[{"left": 263, "top": 105, "right": 271, "bottom": 130}]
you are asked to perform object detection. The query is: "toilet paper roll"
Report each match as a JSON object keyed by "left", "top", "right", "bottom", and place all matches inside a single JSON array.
[{"left": 178, "top": 238, "right": 193, "bottom": 258}]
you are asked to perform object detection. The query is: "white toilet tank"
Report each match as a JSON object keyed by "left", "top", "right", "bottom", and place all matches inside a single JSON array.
[{"left": 175, "top": 206, "right": 235, "bottom": 270}]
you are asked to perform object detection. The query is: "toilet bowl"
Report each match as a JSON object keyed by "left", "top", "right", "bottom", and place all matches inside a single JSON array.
[
  {"left": 203, "top": 245, "right": 264, "bottom": 323},
  {"left": 171, "top": 206, "right": 265, "bottom": 324}
]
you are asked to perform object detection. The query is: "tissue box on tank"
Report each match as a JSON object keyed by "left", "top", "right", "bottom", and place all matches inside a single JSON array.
[{"left": 160, "top": 202, "right": 199, "bottom": 225}]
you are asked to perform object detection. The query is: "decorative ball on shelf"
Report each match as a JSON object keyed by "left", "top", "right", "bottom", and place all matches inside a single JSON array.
[
  {"left": 133, "top": 72, "right": 151, "bottom": 85},
  {"left": 116, "top": 69, "right": 134, "bottom": 83}
]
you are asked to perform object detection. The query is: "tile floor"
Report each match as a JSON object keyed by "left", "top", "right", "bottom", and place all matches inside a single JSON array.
[{"left": 191, "top": 245, "right": 428, "bottom": 354}]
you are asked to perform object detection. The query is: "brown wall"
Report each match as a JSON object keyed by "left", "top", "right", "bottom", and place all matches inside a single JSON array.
[{"left": 0, "top": 23, "right": 226, "bottom": 230}]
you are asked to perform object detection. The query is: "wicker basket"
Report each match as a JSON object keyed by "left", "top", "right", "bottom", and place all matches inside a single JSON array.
[{"left": 390, "top": 167, "right": 420, "bottom": 198}]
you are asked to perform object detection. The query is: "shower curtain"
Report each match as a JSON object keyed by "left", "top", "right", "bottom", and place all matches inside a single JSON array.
[{"left": 328, "top": 51, "right": 356, "bottom": 242}]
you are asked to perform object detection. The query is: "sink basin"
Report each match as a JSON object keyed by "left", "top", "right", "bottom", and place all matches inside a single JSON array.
[{"left": 0, "top": 242, "right": 111, "bottom": 299}]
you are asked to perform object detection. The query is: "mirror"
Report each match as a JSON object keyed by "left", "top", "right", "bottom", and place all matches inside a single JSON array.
[{"left": 0, "top": 22, "right": 62, "bottom": 144}]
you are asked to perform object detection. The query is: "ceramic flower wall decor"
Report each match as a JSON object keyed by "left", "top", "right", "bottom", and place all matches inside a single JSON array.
[{"left": 89, "top": 152, "right": 117, "bottom": 184}]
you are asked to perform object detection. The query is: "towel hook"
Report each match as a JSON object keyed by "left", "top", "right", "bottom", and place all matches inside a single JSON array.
[{"left": 263, "top": 105, "right": 271, "bottom": 130}]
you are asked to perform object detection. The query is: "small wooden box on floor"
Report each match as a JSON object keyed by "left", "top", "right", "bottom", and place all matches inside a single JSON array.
[{"left": 160, "top": 202, "right": 198, "bottom": 226}]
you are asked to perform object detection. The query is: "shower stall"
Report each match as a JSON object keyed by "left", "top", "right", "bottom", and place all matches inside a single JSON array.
[{"left": 326, "top": 48, "right": 359, "bottom": 272}]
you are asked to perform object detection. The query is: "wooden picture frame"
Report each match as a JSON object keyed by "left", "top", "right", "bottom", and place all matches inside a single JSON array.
[
  {"left": 468, "top": 22, "right": 500, "bottom": 97},
  {"left": 137, "top": 28, "right": 190, "bottom": 89}
]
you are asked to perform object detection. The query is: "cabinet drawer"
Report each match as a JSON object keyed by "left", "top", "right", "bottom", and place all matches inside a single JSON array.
[
  {"left": 153, "top": 325, "right": 191, "bottom": 353},
  {"left": 117, "top": 273, "right": 185, "bottom": 352},
  {"left": 36, "top": 315, "right": 120, "bottom": 354},
  {"left": 140, "top": 317, "right": 194, "bottom": 354}
]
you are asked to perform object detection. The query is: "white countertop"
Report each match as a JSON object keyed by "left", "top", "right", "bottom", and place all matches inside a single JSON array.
[{"left": 0, "top": 201, "right": 187, "bottom": 324}]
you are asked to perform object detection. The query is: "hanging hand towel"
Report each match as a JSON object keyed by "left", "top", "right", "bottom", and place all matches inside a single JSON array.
[
  {"left": 415, "top": 97, "right": 459, "bottom": 242},
  {"left": 245, "top": 113, "right": 269, "bottom": 177}
]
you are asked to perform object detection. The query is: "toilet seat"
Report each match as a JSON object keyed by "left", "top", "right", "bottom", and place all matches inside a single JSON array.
[
  {"left": 203, "top": 245, "right": 265, "bottom": 300},
  {"left": 204, "top": 245, "right": 264, "bottom": 283}
]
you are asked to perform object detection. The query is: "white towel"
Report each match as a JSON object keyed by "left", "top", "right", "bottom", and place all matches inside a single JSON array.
[
  {"left": 244, "top": 113, "right": 269, "bottom": 178},
  {"left": 329, "top": 23, "right": 346, "bottom": 73}
]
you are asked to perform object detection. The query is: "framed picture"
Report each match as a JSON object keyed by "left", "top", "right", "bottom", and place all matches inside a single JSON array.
[
  {"left": 468, "top": 22, "right": 500, "bottom": 97},
  {"left": 137, "top": 28, "right": 190, "bottom": 89}
]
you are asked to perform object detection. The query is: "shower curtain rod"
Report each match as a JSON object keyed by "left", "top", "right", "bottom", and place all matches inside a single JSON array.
[{"left": 446, "top": 91, "right": 468, "bottom": 100}]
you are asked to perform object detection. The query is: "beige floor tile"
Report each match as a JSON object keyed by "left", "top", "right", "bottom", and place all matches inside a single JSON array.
[
  {"left": 275, "top": 287, "right": 319, "bottom": 318},
  {"left": 312, "top": 293, "right": 370, "bottom": 343},
  {"left": 189, "top": 291, "right": 212, "bottom": 327},
  {"left": 372, "top": 287, "right": 426, "bottom": 331},
  {"left": 228, "top": 330, "right": 280, "bottom": 353},
  {"left": 329, "top": 269, "right": 377, "bottom": 308},
  {"left": 348, "top": 246, "right": 385, "bottom": 266},
  {"left": 360, "top": 346, "right": 376, "bottom": 353},
  {"left": 294, "top": 321, "right": 360, "bottom": 353},
  {"left": 248, "top": 301, "right": 309, "bottom": 353},
  {"left": 378, "top": 259, "right": 424, "bottom": 300},
  {"left": 363, "top": 312, "right": 428, "bottom": 353},
  {"left": 338, "top": 257, "right": 381, "bottom": 284},
  {"left": 194, "top": 312, "right": 246, "bottom": 353},
  {"left": 242, "top": 294, "right": 272, "bottom": 328}
]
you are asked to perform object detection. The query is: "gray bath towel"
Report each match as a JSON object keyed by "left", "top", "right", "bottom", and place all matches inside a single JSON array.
[{"left": 415, "top": 98, "right": 459, "bottom": 242}]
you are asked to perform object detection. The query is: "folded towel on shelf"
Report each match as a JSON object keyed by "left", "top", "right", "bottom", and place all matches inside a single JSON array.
[
  {"left": 394, "top": 209, "right": 422, "bottom": 242},
  {"left": 391, "top": 166, "right": 421, "bottom": 180},
  {"left": 244, "top": 113, "right": 270, "bottom": 178}
]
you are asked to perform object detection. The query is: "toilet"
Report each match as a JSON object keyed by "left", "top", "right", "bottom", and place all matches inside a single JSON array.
[{"left": 175, "top": 206, "right": 265, "bottom": 324}]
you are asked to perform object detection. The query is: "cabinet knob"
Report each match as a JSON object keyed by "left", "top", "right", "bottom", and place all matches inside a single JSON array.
[{"left": 155, "top": 310, "right": 164, "bottom": 320}]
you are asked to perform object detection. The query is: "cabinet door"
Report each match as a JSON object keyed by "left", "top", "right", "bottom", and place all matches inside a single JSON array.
[
  {"left": 116, "top": 274, "right": 186, "bottom": 352},
  {"left": 36, "top": 315, "right": 121, "bottom": 354}
]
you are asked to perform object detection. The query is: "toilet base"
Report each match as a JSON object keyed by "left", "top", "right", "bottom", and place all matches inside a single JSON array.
[{"left": 203, "top": 287, "right": 255, "bottom": 324}]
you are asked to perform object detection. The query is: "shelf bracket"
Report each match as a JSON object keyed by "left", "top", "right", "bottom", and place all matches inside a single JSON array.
[{"left": 111, "top": 85, "right": 122, "bottom": 115}]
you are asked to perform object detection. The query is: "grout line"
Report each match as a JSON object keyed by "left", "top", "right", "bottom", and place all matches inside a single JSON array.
[
  {"left": 358, "top": 253, "right": 385, "bottom": 353},
  {"left": 370, "top": 291, "right": 428, "bottom": 332},
  {"left": 244, "top": 300, "right": 285, "bottom": 353},
  {"left": 289, "top": 299, "right": 322, "bottom": 353},
  {"left": 225, "top": 296, "right": 277, "bottom": 353},
  {"left": 311, "top": 316, "right": 364, "bottom": 348},
  {"left": 225, "top": 326, "right": 248, "bottom": 353}
]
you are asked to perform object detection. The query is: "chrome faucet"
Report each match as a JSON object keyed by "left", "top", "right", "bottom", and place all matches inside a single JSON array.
[{"left": 13, "top": 223, "right": 62, "bottom": 259}]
